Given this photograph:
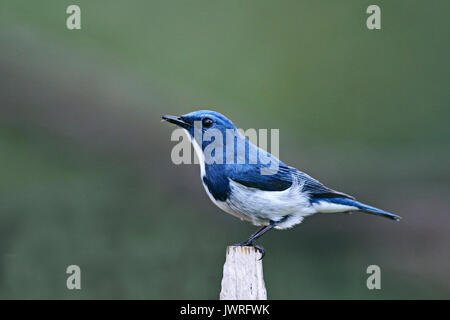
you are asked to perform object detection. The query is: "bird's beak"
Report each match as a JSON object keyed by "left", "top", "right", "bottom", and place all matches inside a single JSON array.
[{"left": 161, "top": 115, "right": 190, "bottom": 129}]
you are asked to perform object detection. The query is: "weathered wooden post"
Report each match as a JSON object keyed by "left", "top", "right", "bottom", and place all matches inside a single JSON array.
[{"left": 219, "top": 246, "right": 267, "bottom": 300}]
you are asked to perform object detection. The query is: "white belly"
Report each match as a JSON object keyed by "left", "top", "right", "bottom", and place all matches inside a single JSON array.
[{"left": 207, "top": 178, "right": 316, "bottom": 229}]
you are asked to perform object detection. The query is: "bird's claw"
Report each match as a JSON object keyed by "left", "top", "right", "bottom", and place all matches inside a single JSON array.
[
  {"left": 252, "top": 243, "right": 265, "bottom": 260},
  {"left": 232, "top": 241, "right": 266, "bottom": 260}
]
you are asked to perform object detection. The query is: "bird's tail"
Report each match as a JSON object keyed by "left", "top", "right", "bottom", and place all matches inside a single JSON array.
[{"left": 315, "top": 197, "right": 401, "bottom": 221}]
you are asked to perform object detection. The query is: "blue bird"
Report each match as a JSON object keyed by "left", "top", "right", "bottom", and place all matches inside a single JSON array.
[{"left": 162, "top": 110, "right": 401, "bottom": 258}]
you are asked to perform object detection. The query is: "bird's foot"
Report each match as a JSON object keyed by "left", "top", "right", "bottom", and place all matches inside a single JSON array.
[{"left": 232, "top": 240, "right": 266, "bottom": 260}]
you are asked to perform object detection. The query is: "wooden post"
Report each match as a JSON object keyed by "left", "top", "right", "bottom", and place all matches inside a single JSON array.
[{"left": 219, "top": 246, "right": 267, "bottom": 300}]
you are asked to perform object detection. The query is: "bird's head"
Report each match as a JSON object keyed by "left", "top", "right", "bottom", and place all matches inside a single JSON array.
[
  {"left": 162, "top": 110, "right": 241, "bottom": 154},
  {"left": 162, "top": 110, "right": 236, "bottom": 138},
  {"left": 163, "top": 110, "right": 241, "bottom": 167}
]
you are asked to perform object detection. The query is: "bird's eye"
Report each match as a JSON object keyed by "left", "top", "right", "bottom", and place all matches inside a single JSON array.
[{"left": 202, "top": 118, "right": 213, "bottom": 128}]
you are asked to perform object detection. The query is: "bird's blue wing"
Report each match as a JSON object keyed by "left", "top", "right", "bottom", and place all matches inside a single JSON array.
[
  {"left": 228, "top": 161, "right": 354, "bottom": 200},
  {"left": 228, "top": 162, "right": 293, "bottom": 191}
]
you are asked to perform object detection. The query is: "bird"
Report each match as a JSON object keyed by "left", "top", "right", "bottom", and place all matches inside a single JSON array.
[{"left": 162, "top": 110, "right": 401, "bottom": 258}]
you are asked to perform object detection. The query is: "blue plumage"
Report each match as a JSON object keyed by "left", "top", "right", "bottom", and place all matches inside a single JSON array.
[{"left": 163, "top": 110, "right": 401, "bottom": 258}]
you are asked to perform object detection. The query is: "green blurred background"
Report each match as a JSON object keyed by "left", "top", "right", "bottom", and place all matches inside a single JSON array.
[{"left": 0, "top": 0, "right": 449, "bottom": 299}]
